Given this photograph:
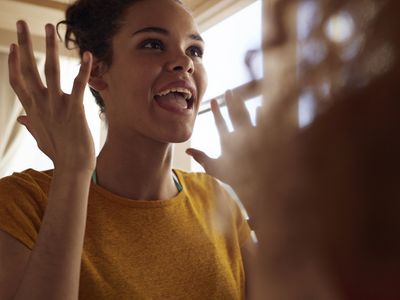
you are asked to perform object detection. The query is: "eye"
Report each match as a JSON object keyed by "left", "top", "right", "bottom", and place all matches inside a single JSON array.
[
  {"left": 140, "top": 39, "right": 164, "bottom": 50},
  {"left": 187, "top": 46, "right": 204, "bottom": 58}
]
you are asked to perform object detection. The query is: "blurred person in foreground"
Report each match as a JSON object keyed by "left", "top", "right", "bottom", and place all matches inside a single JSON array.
[{"left": 188, "top": 0, "right": 400, "bottom": 299}]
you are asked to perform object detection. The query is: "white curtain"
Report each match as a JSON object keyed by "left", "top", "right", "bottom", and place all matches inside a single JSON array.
[{"left": 0, "top": 51, "right": 24, "bottom": 178}]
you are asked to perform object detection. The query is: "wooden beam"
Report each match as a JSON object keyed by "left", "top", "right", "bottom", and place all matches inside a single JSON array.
[
  {"left": 0, "top": 1, "right": 65, "bottom": 36},
  {"left": 191, "top": 0, "right": 257, "bottom": 31},
  {"left": 10, "top": 0, "right": 257, "bottom": 32},
  {"left": 0, "top": 27, "right": 75, "bottom": 57},
  {"left": 13, "top": 0, "right": 68, "bottom": 11},
  {"left": 0, "top": 1, "right": 75, "bottom": 57}
]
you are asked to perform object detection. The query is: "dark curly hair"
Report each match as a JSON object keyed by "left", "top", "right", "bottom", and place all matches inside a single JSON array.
[{"left": 57, "top": 0, "right": 183, "bottom": 113}]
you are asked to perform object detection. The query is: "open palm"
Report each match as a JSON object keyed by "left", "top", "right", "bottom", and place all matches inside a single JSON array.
[
  {"left": 187, "top": 90, "right": 259, "bottom": 191},
  {"left": 8, "top": 21, "right": 95, "bottom": 172}
]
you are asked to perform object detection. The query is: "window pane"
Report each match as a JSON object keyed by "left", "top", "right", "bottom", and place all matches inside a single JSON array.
[
  {"left": 201, "top": 0, "right": 263, "bottom": 101},
  {"left": 191, "top": 1, "right": 263, "bottom": 172}
]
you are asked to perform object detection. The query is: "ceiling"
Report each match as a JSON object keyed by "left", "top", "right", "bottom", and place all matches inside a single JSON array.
[
  {"left": 12, "top": 0, "right": 255, "bottom": 27},
  {"left": 14, "top": 0, "right": 216, "bottom": 10},
  {"left": 13, "top": 0, "right": 226, "bottom": 15},
  {"left": 0, "top": 0, "right": 256, "bottom": 55}
]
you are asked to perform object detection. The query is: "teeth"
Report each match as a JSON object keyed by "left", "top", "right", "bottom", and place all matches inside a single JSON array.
[{"left": 156, "top": 88, "right": 192, "bottom": 100}]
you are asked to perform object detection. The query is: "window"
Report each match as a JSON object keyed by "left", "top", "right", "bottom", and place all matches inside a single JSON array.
[{"left": 190, "top": 0, "right": 263, "bottom": 172}]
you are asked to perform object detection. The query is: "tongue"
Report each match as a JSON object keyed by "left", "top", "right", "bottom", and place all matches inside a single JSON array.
[{"left": 155, "top": 93, "right": 188, "bottom": 110}]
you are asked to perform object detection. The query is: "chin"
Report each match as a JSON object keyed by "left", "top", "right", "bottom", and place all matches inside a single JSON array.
[
  {"left": 168, "top": 132, "right": 193, "bottom": 143},
  {"left": 160, "top": 127, "right": 193, "bottom": 144},
  {"left": 155, "top": 120, "right": 194, "bottom": 143}
]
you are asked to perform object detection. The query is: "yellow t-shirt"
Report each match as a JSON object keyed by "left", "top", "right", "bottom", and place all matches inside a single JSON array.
[{"left": 0, "top": 169, "right": 251, "bottom": 299}]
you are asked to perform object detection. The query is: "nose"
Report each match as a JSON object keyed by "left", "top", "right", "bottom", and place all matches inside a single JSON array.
[{"left": 166, "top": 50, "right": 194, "bottom": 74}]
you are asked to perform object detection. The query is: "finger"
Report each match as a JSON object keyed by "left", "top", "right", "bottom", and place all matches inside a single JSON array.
[
  {"left": 8, "top": 43, "right": 31, "bottom": 110},
  {"left": 16, "top": 116, "right": 34, "bottom": 137},
  {"left": 211, "top": 99, "right": 229, "bottom": 137},
  {"left": 16, "top": 115, "right": 29, "bottom": 126},
  {"left": 16, "top": 20, "right": 45, "bottom": 92},
  {"left": 186, "top": 148, "right": 215, "bottom": 170},
  {"left": 225, "top": 90, "right": 252, "bottom": 130},
  {"left": 17, "top": 116, "right": 38, "bottom": 149},
  {"left": 44, "top": 24, "right": 61, "bottom": 95},
  {"left": 71, "top": 52, "right": 92, "bottom": 101}
]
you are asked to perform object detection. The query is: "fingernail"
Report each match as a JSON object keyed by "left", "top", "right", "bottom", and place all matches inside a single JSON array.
[
  {"left": 45, "top": 24, "right": 52, "bottom": 37},
  {"left": 83, "top": 52, "right": 90, "bottom": 63},
  {"left": 16, "top": 21, "right": 23, "bottom": 34},
  {"left": 225, "top": 90, "right": 233, "bottom": 101}
]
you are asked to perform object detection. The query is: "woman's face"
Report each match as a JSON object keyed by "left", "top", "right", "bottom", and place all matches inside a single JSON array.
[{"left": 99, "top": 0, "right": 207, "bottom": 143}]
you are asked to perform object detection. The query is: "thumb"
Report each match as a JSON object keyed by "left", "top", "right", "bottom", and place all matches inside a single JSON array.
[
  {"left": 17, "top": 115, "right": 28, "bottom": 127},
  {"left": 186, "top": 148, "right": 214, "bottom": 169},
  {"left": 17, "top": 115, "right": 36, "bottom": 143}
]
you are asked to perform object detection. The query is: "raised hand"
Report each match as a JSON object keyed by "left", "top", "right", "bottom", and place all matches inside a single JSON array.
[
  {"left": 186, "top": 90, "right": 258, "bottom": 191},
  {"left": 8, "top": 21, "right": 95, "bottom": 172}
]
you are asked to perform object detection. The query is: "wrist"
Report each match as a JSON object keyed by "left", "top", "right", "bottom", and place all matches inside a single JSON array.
[
  {"left": 54, "top": 158, "right": 96, "bottom": 174},
  {"left": 53, "top": 165, "right": 95, "bottom": 178}
]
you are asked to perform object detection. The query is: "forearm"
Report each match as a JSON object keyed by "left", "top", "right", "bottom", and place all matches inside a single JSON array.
[{"left": 14, "top": 168, "right": 92, "bottom": 300}]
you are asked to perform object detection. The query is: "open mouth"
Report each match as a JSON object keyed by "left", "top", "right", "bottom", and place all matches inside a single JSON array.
[{"left": 154, "top": 88, "right": 195, "bottom": 112}]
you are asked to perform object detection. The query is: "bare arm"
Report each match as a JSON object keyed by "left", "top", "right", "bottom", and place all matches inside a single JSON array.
[
  {"left": 241, "top": 238, "right": 257, "bottom": 300},
  {"left": 0, "top": 170, "right": 92, "bottom": 300},
  {"left": 13, "top": 169, "right": 92, "bottom": 300},
  {"left": 1, "top": 20, "right": 95, "bottom": 300},
  {"left": 0, "top": 231, "right": 30, "bottom": 300}
]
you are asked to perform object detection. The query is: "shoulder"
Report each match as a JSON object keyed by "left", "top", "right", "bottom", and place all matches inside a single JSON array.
[
  {"left": 0, "top": 168, "right": 52, "bottom": 191},
  {"left": 0, "top": 168, "right": 52, "bottom": 185},
  {"left": 0, "top": 169, "right": 52, "bottom": 249},
  {"left": 174, "top": 169, "right": 225, "bottom": 192},
  {"left": 174, "top": 169, "right": 235, "bottom": 204},
  {"left": 0, "top": 169, "right": 53, "bottom": 249},
  {"left": 0, "top": 169, "right": 52, "bottom": 209},
  {"left": 175, "top": 170, "right": 252, "bottom": 244},
  {"left": 174, "top": 169, "right": 246, "bottom": 216}
]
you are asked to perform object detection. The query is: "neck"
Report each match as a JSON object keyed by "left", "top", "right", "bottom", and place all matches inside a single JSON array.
[{"left": 95, "top": 131, "right": 178, "bottom": 201}]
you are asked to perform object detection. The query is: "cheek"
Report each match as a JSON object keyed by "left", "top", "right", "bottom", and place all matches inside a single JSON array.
[
  {"left": 196, "top": 65, "right": 208, "bottom": 100},
  {"left": 111, "top": 60, "right": 159, "bottom": 95}
]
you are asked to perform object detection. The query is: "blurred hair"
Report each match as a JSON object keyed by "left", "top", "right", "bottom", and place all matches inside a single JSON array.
[{"left": 265, "top": 0, "right": 399, "bottom": 114}]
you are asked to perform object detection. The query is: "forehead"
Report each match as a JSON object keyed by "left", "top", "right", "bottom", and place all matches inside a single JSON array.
[{"left": 119, "top": 0, "right": 199, "bottom": 34}]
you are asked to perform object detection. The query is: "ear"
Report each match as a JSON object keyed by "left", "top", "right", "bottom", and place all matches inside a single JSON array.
[{"left": 88, "top": 57, "right": 108, "bottom": 91}]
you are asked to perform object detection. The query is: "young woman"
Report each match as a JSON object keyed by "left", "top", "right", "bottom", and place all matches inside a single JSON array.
[{"left": 0, "top": 0, "right": 254, "bottom": 299}]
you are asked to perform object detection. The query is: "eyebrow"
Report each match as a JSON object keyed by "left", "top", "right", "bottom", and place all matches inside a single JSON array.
[{"left": 133, "top": 26, "right": 204, "bottom": 43}]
